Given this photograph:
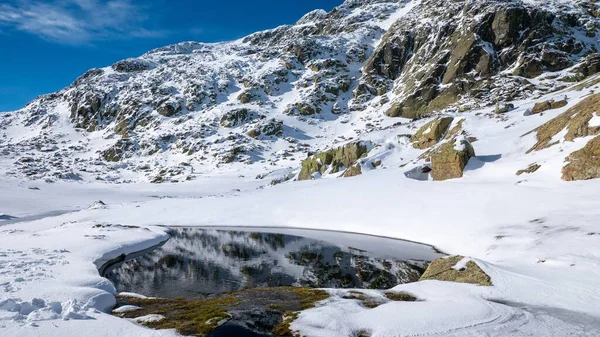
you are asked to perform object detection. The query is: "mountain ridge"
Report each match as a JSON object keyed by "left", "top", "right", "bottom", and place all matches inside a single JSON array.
[{"left": 1, "top": 0, "right": 599, "bottom": 184}]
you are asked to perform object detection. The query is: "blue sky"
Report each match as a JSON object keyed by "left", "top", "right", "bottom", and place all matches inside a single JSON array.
[{"left": 0, "top": 0, "right": 342, "bottom": 112}]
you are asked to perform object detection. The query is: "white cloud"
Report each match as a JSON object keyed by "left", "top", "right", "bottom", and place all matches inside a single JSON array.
[{"left": 0, "top": 0, "right": 165, "bottom": 44}]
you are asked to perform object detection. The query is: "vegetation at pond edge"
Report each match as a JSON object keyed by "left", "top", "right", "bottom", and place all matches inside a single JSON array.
[{"left": 114, "top": 287, "right": 329, "bottom": 337}]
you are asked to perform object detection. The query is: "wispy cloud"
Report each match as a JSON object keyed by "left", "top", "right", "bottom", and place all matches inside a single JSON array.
[{"left": 0, "top": 0, "right": 166, "bottom": 44}]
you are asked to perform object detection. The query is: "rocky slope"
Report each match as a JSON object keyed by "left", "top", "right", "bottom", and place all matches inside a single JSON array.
[{"left": 1, "top": 0, "right": 599, "bottom": 183}]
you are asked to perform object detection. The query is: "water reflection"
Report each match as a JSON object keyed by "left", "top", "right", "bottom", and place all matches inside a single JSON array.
[{"left": 106, "top": 228, "right": 442, "bottom": 298}]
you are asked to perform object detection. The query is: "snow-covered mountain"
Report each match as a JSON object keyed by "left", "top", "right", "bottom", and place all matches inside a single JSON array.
[
  {"left": 3, "top": 1, "right": 600, "bottom": 336},
  {"left": 0, "top": 0, "right": 599, "bottom": 185}
]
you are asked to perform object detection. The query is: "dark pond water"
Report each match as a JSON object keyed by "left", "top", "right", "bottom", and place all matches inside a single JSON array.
[
  {"left": 105, "top": 227, "right": 443, "bottom": 299},
  {"left": 206, "top": 323, "right": 271, "bottom": 337}
]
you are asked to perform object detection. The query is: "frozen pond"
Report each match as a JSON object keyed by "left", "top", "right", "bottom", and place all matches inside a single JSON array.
[{"left": 105, "top": 227, "right": 444, "bottom": 299}]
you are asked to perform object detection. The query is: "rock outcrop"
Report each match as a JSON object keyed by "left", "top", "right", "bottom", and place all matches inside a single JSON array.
[
  {"left": 562, "top": 135, "right": 600, "bottom": 181},
  {"left": 298, "top": 142, "right": 371, "bottom": 180},
  {"left": 527, "top": 94, "right": 600, "bottom": 153},
  {"left": 516, "top": 164, "right": 541, "bottom": 176},
  {"left": 220, "top": 108, "right": 258, "bottom": 128},
  {"left": 531, "top": 99, "right": 568, "bottom": 114},
  {"left": 359, "top": 0, "right": 598, "bottom": 119},
  {"left": 430, "top": 136, "right": 475, "bottom": 181},
  {"left": 411, "top": 117, "right": 454, "bottom": 149},
  {"left": 420, "top": 256, "right": 492, "bottom": 286}
]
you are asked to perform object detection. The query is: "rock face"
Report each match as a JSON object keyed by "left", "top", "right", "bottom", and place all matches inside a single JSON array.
[
  {"left": 360, "top": 0, "right": 598, "bottom": 119},
  {"left": 430, "top": 136, "right": 475, "bottom": 181},
  {"left": 420, "top": 256, "right": 492, "bottom": 286},
  {"left": 562, "top": 135, "right": 600, "bottom": 181},
  {"left": 0, "top": 0, "right": 599, "bottom": 183},
  {"left": 528, "top": 94, "right": 600, "bottom": 153},
  {"left": 411, "top": 117, "right": 454, "bottom": 149},
  {"left": 298, "top": 142, "right": 370, "bottom": 180},
  {"left": 531, "top": 99, "right": 568, "bottom": 114}
]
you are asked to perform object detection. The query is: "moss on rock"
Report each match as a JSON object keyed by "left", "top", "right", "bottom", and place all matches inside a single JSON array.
[{"left": 420, "top": 256, "right": 492, "bottom": 286}]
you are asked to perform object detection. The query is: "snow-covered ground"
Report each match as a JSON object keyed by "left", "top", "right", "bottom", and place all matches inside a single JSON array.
[{"left": 2, "top": 84, "right": 600, "bottom": 336}]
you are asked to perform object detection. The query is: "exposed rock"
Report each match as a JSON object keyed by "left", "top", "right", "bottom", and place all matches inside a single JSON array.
[
  {"left": 516, "top": 164, "right": 541, "bottom": 176},
  {"left": 444, "top": 119, "right": 466, "bottom": 140},
  {"left": 112, "top": 59, "right": 154, "bottom": 73},
  {"left": 420, "top": 256, "right": 492, "bottom": 286},
  {"left": 221, "top": 146, "right": 245, "bottom": 164},
  {"left": 298, "top": 141, "right": 370, "bottom": 180},
  {"left": 430, "top": 136, "right": 475, "bottom": 181},
  {"left": 531, "top": 99, "right": 568, "bottom": 114},
  {"left": 562, "top": 135, "right": 600, "bottom": 181},
  {"left": 237, "top": 89, "right": 258, "bottom": 104},
  {"left": 220, "top": 108, "right": 258, "bottom": 128},
  {"left": 383, "top": 291, "right": 417, "bottom": 302},
  {"left": 527, "top": 94, "right": 600, "bottom": 153},
  {"left": 287, "top": 103, "right": 320, "bottom": 116},
  {"left": 365, "top": 31, "right": 412, "bottom": 81},
  {"left": 2, "top": 0, "right": 599, "bottom": 184},
  {"left": 572, "top": 54, "right": 600, "bottom": 79},
  {"left": 157, "top": 101, "right": 182, "bottom": 117},
  {"left": 342, "top": 164, "right": 362, "bottom": 178},
  {"left": 102, "top": 139, "right": 134, "bottom": 162},
  {"left": 68, "top": 91, "right": 105, "bottom": 130},
  {"left": 88, "top": 200, "right": 107, "bottom": 209},
  {"left": 247, "top": 119, "right": 283, "bottom": 138},
  {"left": 494, "top": 103, "right": 515, "bottom": 114},
  {"left": 72, "top": 68, "right": 104, "bottom": 87},
  {"left": 366, "top": 0, "right": 593, "bottom": 119},
  {"left": 411, "top": 117, "right": 454, "bottom": 150}
]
